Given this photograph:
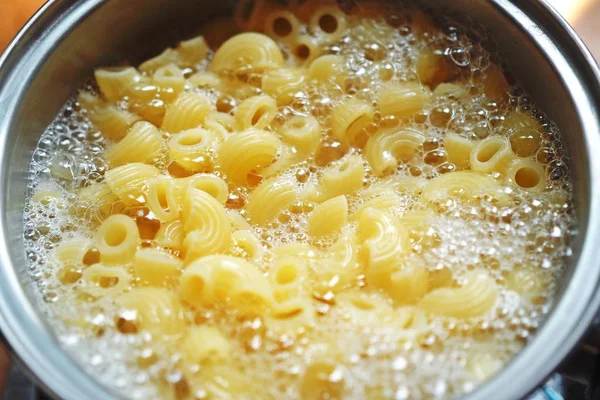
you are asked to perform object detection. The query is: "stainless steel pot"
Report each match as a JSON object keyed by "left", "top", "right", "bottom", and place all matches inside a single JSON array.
[{"left": 0, "top": 0, "right": 599, "bottom": 399}]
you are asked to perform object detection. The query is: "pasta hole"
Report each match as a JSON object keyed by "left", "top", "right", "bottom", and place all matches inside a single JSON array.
[
  {"left": 157, "top": 186, "right": 169, "bottom": 209},
  {"left": 515, "top": 167, "right": 540, "bottom": 188},
  {"left": 116, "top": 312, "right": 138, "bottom": 334},
  {"left": 296, "top": 44, "right": 311, "bottom": 60},
  {"left": 276, "top": 264, "right": 298, "bottom": 285},
  {"left": 192, "top": 183, "right": 219, "bottom": 200},
  {"left": 83, "top": 247, "right": 101, "bottom": 266},
  {"left": 476, "top": 143, "right": 502, "bottom": 162},
  {"left": 104, "top": 223, "right": 127, "bottom": 247},
  {"left": 252, "top": 106, "right": 270, "bottom": 125},
  {"left": 99, "top": 275, "right": 120, "bottom": 288},
  {"left": 319, "top": 14, "right": 339, "bottom": 34},
  {"left": 273, "top": 17, "right": 293, "bottom": 37},
  {"left": 178, "top": 133, "right": 204, "bottom": 146},
  {"left": 185, "top": 276, "right": 206, "bottom": 297}
]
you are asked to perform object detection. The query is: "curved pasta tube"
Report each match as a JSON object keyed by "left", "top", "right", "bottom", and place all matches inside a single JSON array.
[
  {"left": 134, "top": 248, "right": 182, "bottom": 287},
  {"left": 388, "top": 264, "right": 429, "bottom": 305},
  {"left": 308, "top": 55, "right": 345, "bottom": 84},
  {"left": 179, "top": 255, "right": 273, "bottom": 313},
  {"left": 416, "top": 48, "right": 454, "bottom": 89},
  {"left": 176, "top": 174, "right": 229, "bottom": 205},
  {"left": 153, "top": 64, "right": 185, "bottom": 102},
  {"left": 280, "top": 115, "right": 320, "bottom": 156},
  {"left": 331, "top": 98, "right": 374, "bottom": 144},
  {"left": 505, "top": 268, "right": 545, "bottom": 302},
  {"left": 269, "top": 256, "right": 308, "bottom": 303},
  {"left": 351, "top": 192, "right": 403, "bottom": 221},
  {"left": 394, "top": 306, "right": 430, "bottom": 341},
  {"left": 318, "top": 154, "right": 365, "bottom": 201},
  {"left": 117, "top": 288, "right": 186, "bottom": 338},
  {"left": 31, "top": 188, "right": 65, "bottom": 205},
  {"left": 272, "top": 243, "right": 318, "bottom": 260},
  {"left": 232, "top": 230, "right": 264, "bottom": 262},
  {"left": 309, "top": 5, "right": 348, "bottom": 43},
  {"left": 55, "top": 238, "right": 93, "bottom": 266},
  {"left": 300, "top": 358, "right": 347, "bottom": 400},
  {"left": 336, "top": 291, "right": 395, "bottom": 325},
  {"left": 180, "top": 326, "right": 232, "bottom": 366},
  {"left": 235, "top": 95, "right": 277, "bottom": 130},
  {"left": 264, "top": 10, "right": 300, "bottom": 41},
  {"left": 219, "top": 128, "right": 281, "bottom": 185},
  {"left": 470, "top": 136, "right": 512, "bottom": 174},
  {"left": 161, "top": 92, "right": 213, "bottom": 133},
  {"left": 505, "top": 158, "right": 546, "bottom": 192},
  {"left": 245, "top": 176, "right": 297, "bottom": 226},
  {"left": 265, "top": 297, "right": 315, "bottom": 335},
  {"left": 181, "top": 188, "right": 231, "bottom": 261},
  {"left": 420, "top": 171, "right": 511, "bottom": 206},
  {"left": 308, "top": 195, "right": 348, "bottom": 237},
  {"left": 178, "top": 36, "right": 211, "bottom": 66},
  {"left": 365, "top": 128, "right": 425, "bottom": 176},
  {"left": 503, "top": 111, "right": 543, "bottom": 157},
  {"left": 211, "top": 33, "right": 284, "bottom": 72},
  {"left": 358, "top": 208, "right": 409, "bottom": 290},
  {"left": 144, "top": 176, "right": 180, "bottom": 223},
  {"left": 77, "top": 183, "right": 121, "bottom": 222},
  {"left": 106, "top": 121, "right": 163, "bottom": 167},
  {"left": 168, "top": 128, "right": 217, "bottom": 172},
  {"left": 82, "top": 264, "right": 130, "bottom": 297},
  {"left": 227, "top": 210, "right": 252, "bottom": 231},
  {"left": 377, "top": 82, "right": 432, "bottom": 118},
  {"left": 188, "top": 71, "right": 223, "bottom": 90},
  {"left": 155, "top": 219, "right": 184, "bottom": 251},
  {"left": 205, "top": 111, "right": 235, "bottom": 139},
  {"left": 139, "top": 48, "right": 180, "bottom": 73},
  {"left": 262, "top": 69, "right": 306, "bottom": 105},
  {"left": 191, "top": 364, "right": 252, "bottom": 400},
  {"left": 324, "top": 230, "right": 359, "bottom": 270},
  {"left": 104, "top": 163, "right": 160, "bottom": 206},
  {"left": 291, "top": 35, "right": 320, "bottom": 64},
  {"left": 360, "top": 175, "right": 426, "bottom": 198},
  {"left": 95, "top": 214, "right": 139, "bottom": 265},
  {"left": 445, "top": 133, "right": 475, "bottom": 170},
  {"left": 94, "top": 67, "right": 142, "bottom": 102},
  {"left": 419, "top": 270, "right": 498, "bottom": 319},
  {"left": 434, "top": 82, "right": 468, "bottom": 98},
  {"left": 259, "top": 145, "right": 303, "bottom": 179},
  {"left": 78, "top": 92, "right": 140, "bottom": 140}
]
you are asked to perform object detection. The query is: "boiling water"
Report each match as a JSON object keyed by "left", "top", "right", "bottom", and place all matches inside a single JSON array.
[{"left": 23, "top": 3, "right": 575, "bottom": 399}]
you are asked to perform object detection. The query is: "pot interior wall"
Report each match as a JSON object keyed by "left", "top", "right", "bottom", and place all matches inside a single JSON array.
[{"left": 0, "top": 0, "right": 593, "bottom": 394}]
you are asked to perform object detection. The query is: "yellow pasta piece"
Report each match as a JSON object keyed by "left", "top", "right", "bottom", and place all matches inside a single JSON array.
[
  {"left": 505, "top": 158, "right": 546, "bottom": 192},
  {"left": 179, "top": 255, "right": 273, "bottom": 313},
  {"left": 318, "top": 154, "right": 365, "bottom": 201},
  {"left": 265, "top": 297, "right": 315, "bottom": 335},
  {"left": 139, "top": 48, "right": 180, "bottom": 73},
  {"left": 445, "top": 133, "right": 475, "bottom": 170},
  {"left": 105, "top": 121, "right": 163, "bottom": 167},
  {"left": 178, "top": 36, "right": 211, "bottom": 66},
  {"left": 377, "top": 82, "right": 432, "bottom": 118},
  {"left": 280, "top": 115, "right": 320, "bottom": 156},
  {"left": 245, "top": 176, "right": 297, "bottom": 226},
  {"left": 211, "top": 32, "right": 284, "bottom": 72},
  {"left": 134, "top": 248, "right": 182, "bottom": 287},
  {"left": 264, "top": 9, "right": 300, "bottom": 41},
  {"left": 235, "top": 95, "right": 277, "bottom": 130},
  {"left": 144, "top": 176, "right": 180, "bottom": 223},
  {"left": 290, "top": 35, "right": 320, "bottom": 64},
  {"left": 269, "top": 256, "right": 308, "bottom": 303},
  {"left": 272, "top": 243, "right": 317, "bottom": 260},
  {"left": 55, "top": 238, "right": 93, "bottom": 266},
  {"left": 331, "top": 98, "right": 374, "bottom": 144},
  {"left": 365, "top": 128, "right": 425, "bottom": 176},
  {"left": 168, "top": 128, "right": 217, "bottom": 172},
  {"left": 308, "top": 54, "right": 345, "bottom": 84},
  {"left": 152, "top": 64, "right": 185, "bottom": 102},
  {"left": 219, "top": 128, "right": 281, "bottom": 184},
  {"left": 117, "top": 288, "right": 186, "bottom": 338},
  {"left": 360, "top": 175, "right": 426, "bottom": 198},
  {"left": 104, "top": 163, "right": 160, "bottom": 205},
  {"left": 161, "top": 91, "right": 212, "bottom": 133},
  {"left": 95, "top": 67, "right": 142, "bottom": 102},
  {"left": 470, "top": 136, "right": 512, "bottom": 174},
  {"left": 175, "top": 173, "right": 229, "bottom": 205},
  {"left": 358, "top": 208, "right": 409, "bottom": 290},
  {"left": 434, "top": 82, "right": 468, "bottom": 98},
  {"left": 351, "top": 191, "right": 403, "bottom": 221},
  {"left": 416, "top": 49, "right": 453, "bottom": 89},
  {"left": 505, "top": 268, "right": 545, "bottom": 302},
  {"left": 78, "top": 92, "right": 140, "bottom": 140},
  {"left": 181, "top": 188, "right": 231, "bottom": 262},
  {"left": 180, "top": 326, "right": 232, "bottom": 366},
  {"left": 309, "top": 5, "right": 348, "bottom": 43},
  {"left": 77, "top": 183, "right": 121, "bottom": 221},
  {"left": 336, "top": 291, "right": 395, "bottom": 325},
  {"left": 31, "top": 188, "right": 65, "bottom": 205},
  {"left": 187, "top": 71, "right": 223, "bottom": 90},
  {"left": 82, "top": 264, "right": 130, "bottom": 297},
  {"left": 419, "top": 270, "right": 497, "bottom": 319},
  {"left": 155, "top": 219, "right": 184, "bottom": 251},
  {"left": 232, "top": 230, "right": 264, "bottom": 263},
  {"left": 504, "top": 111, "right": 543, "bottom": 157},
  {"left": 308, "top": 195, "right": 348, "bottom": 237},
  {"left": 300, "top": 358, "right": 347, "bottom": 400},
  {"left": 420, "top": 171, "right": 510, "bottom": 206},
  {"left": 388, "top": 264, "right": 429, "bottom": 305},
  {"left": 227, "top": 210, "right": 252, "bottom": 231},
  {"left": 95, "top": 214, "right": 140, "bottom": 265},
  {"left": 190, "top": 364, "right": 252, "bottom": 399},
  {"left": 262, "top": 68, "right": 306, "bottom": 105}
]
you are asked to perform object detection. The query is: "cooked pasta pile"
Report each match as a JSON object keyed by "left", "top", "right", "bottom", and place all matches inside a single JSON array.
[{"left": 24, "top": 1, "right": 575, "bottom": 399}]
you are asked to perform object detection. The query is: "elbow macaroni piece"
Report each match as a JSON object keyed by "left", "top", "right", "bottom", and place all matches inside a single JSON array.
[
  {"left": 152, "top": 64, "right": 185, "bottom": 103},
  {"left": 377, "top": 82, "right": 432, "bottom": 118},
  {"left": 265, "top": 297, "right": 315, "bottom": 335},
  {"left": 309, "top": 5, "right": 348, "bottom": 43},
  {"left": 269, "top": 256, "right": 308, "bottom": 303},
  {"left": 308, "top": 195, "right": 348, "bottom": 237},
  {"left": 94, "top": 67, "right": 142, "bottom": 102},
  {"left": 280, "top": 115, "right": 321, "bottom": 156},
  {"left": 470, "top": 136, "right": 512, "bottom": 174},
  {"left": 219, "top": 128, "right": 281, "bottom": 185},
  {"left": 232, "top": 230, "right": 265, "bottom": 263},
  {"left": 235, "top": 95, "right": 278, "bottom": 130},
  {"left": 388, "top": 264, "right": 429, "bottom": 305},
  {"left": 308, "top": 54, "right": 345, "bottom": 84},
  {"left": 78, "top": 92, "right": 141, "bottom": 140},
  {"left": 300, "top": 358, "right": 347, "bottom": 400},
  {"left": 161, "top": 92, "right": 212, "bottom": 133},
  {"left": 365, "top": 128, "right": 425, "bottom": 176},
  {"left": 419, "top": 270, "right": 497, "bottom": 319},
  {"left": 77, "top": 183, "right": 121, "bottom": 221},
  {"left": 180, "top": 326, "right": 232, "bottom": 366},
  {"left": 168, "top": 128, "right": 217, "bottom": 172},
  {"left": 95, "top": 214, "right": 140, "bottom": 265},
  {"left": 82, "top": 264, "right": 130, "bottom": 297},
  {"left": 505, "top": 158, "right": 546, "bottom": 192},
  {"left": 445, "top": 133, "right": 475, "bottom": 170},
  {"left": 211, "top": 32, "right": 284, "bottom": 72},
  {"left": 264, "top": 10, "right": 300, "bottom": 41},
  {"left": 134, "top": 248, "right": 182, "bottom": 287},
  {"left": 420, "top": 171, "right": 511, "bottom": 206},
  {"left": 318, "top": 154, "right": 364, "bottom": 201},
  {"left": 105, "top": 121, "right": 163, "bottom": 167},
  {"left": 262, "top": 69, "right": 306, "bottom": 105},
  {"left": 55, "top": 238, "right": 93, "bottom": 266},
  {"left": 245, "top": 176, "right": 297, "bottom": 226},
  {"left": 330, "top": 98, "right": 374, "bottom": 144},
  {"left": 104, "top": 163, "right": 160, "bottom": 206},
  {"left": 176, "top": 174, "right": 229, "bottom": 205},
  {"left": 155, "top": 219, "right": 184, "bottom": 251},
  {"left": 144, "top": 176, "right": 180, "bottom": 223}
]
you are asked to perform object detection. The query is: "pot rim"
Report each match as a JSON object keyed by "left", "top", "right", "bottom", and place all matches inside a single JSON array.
[{"left": 0, "top": 1, "right": 599, "bottom": 400}]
